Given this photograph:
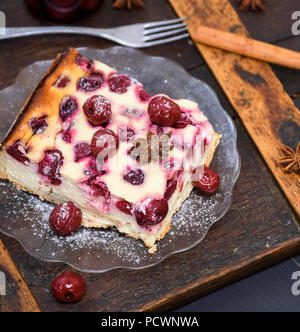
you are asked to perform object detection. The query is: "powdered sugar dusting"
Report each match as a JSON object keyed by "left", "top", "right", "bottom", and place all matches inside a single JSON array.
[
  {"left": 0, "top": 47, "right": 240, "bottom": 272},
  {"left": 0, "top": 177, "right": 222, "bottom": 271}
]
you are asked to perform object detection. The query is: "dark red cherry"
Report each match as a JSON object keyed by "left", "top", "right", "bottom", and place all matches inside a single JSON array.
[
  {"left": 164, "top": 179, "right": 177, "bottom": 200},
  {"left": 108, "top": 74, "right": 131, "bottom": 94},
  {"left": 59, "top": 96, "right": 78, "bottom": 121},
  {"left": 50, "top": 0, "right": 77, "bottom": 6},
  {"left": 148, "top": 96, "right": 181, "bottom": 127},
  {"left": 134, "top": 198, "right": 169, "bottom": 227},
  {"left": 173, "top": 112, "right": 189, "bottom": 129},
  {"left": 139, "top": 89, "right": 151, "bottom": 102},
  {"left": 123, "top": 168, "right": 145, "bottom": 186},
  {"left": 90, "top": 129, "right": 119, "bottom": 158},
  {"left": 119, "top": 127, "right": 135, "bottom": 142},
  {"left": 74, "top": 143, "right": 91, "bottom": 162},
  {"left": 75, "top": 54, "right": 92, "bottom": 71},
  {"left": 29, "top": 116, "right": 48, "bottom": 134},
  {"left": 53, "top": 74, "right": 71, "bottom": 88},
  {"left": 85, "top": 176, "right": 110, "bottom": 202},
  {"left": 77, "top": 75, "right": 104, "bottom": 92},
  {"left": 83, "top": 95, "right": 112, "bottom": 126},
  {"left": 80, "top": 0, "right": 100, "bottom": 11},
  {"left": 62, "top": 130, "right": 72, "bottom": 143},
  {"left": 193, "top": 165, "right": 220, "bottom": 194},
  {"left": 116, "top": 200, "right": 133, "bottom": 216},
  {"left": 38, "top": 150, "right": 64, "bottom": 185},
  {"left": 44, "top": 0, "right": 82, "bottom": 22},
  {"left": 49, "top": 201, "right": 82, "bottom": 236},
  {"left": 52, "top": 272, "right": 86, "bottom": 303},
  {"left": 6, "top": 141, "right": 29, "bottom": 165}
]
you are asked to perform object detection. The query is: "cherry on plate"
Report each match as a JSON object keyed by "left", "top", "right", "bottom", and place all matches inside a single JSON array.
[
  {"left": 52, "top": 272, "right": 86, "bottom": 303},
  {"left": 49, "top": 201, "right": 82, "bottom": 236},
  {"left": 193, "top": 165, "right": 220, "bottom": 194}
]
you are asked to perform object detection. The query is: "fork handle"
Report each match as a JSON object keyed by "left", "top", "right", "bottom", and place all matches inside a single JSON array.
[
  {"left": 195, "top": 26, "right": 300, "bottom": 71},
  {"left": 0, "top": 26, "right": 109, "bottom": 40}
]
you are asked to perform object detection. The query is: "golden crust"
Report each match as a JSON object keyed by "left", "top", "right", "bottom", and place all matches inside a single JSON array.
[{"left": 0, "top": 48, "right": 89, "bottom": 163}]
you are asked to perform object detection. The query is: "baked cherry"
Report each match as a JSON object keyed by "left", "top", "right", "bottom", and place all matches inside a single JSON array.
[
  {"left": 86, "top": 156, "right": 106, "bottom": 176},
  {"left": 90, "top": 129, "right": 119, "bottom": 158},
  {"left": 6, "top": 141, "right": 29, "bottom": 165},
  {"left": 62, "top": 129, "right": 72, "bottom": 143},
  {"left": 139, "top": 89, "right": 151, "bottom": 102},
  {"left": 53, "top": 74, "right": 71, "bottom": 88},
  {"left": 75, "top": 54, "right": 92, "bottom": 71},
  {"left": 85, "top": 176, "right": 110, "bottom": 202},
  {"left": 119, "top": 127, "right": 135, "bottom": 142},
  {"left": 83, "top": 95, "right": 112, "bottom": 126},
  {"left": 52, "top": 272, "right": 86, "bottom": 303},
  {"left": 148, "top": 96, "right": 181, "bottom": 127},
  {"left": 164, "top": 179, "right": 177, "bottom": 201},
  {"left": 74, "top": 143, "right": 91, "bottom": 162},
  {"left": 134, "top": 198, "right": 169, "bottom": 227},
  {"left": 59, "top": 96, "right": 78, "bottom": 121},
  {"left": 116, "top": 200, "right": 133, "bottom": 216},
  {"left": 172, "top": 112, "right": 195, "bottom": 129},
  {"left": 77, "top": 74, "right": 104, "bottom": 92},
  {"left": 123, "top": 168, "right": 145, "bottom": 186},
  {"left": 108, "top": 74, "right": 131, "bottom": 94},
  {"left": 193, "top": 165, "right": 220, "bottom": 194},
  {"left": 29, "top": 116, "right": 48, "bottom": 134},
  {"left": 38, "top": 150, "right": 64, "bottom": 185},
  {"left": 49, "top": 201, "right": 82, "bottom": 236}
]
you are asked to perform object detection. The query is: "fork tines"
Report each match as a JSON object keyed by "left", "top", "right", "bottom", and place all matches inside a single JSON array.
[{"left": 143, "top": 17, "right": 189, "bottom": 46}]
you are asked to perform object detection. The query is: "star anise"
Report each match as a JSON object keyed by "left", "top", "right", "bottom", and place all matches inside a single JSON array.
[
  {"left": 113, "top": 0, "right": 145, "bottom": 10},
  {"left": 278, "top": 142, "right": 300, "bottom": 174},
  {"left": 130, "top": 130, "right": 173, "bottom": 164},
  {"left": 236, "top": 0, "right": 266, "bottom": 11}
]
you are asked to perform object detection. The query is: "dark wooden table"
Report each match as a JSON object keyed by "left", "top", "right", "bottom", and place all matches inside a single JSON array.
[{"left": 0, "top": 0, "right": 299, "bottom": 312}]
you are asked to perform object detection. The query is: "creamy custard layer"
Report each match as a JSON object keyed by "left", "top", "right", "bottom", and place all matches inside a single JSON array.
[{"left": 0, "top": 48, "right": 219, "bottom": 253}]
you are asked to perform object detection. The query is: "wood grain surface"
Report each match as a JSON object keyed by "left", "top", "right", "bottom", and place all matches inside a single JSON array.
[
  {"left": 169, "top": 0, "right": 300, "bottom": 217},
  {"left": 0, "top": 239, "right": 40, "bottom": 312},
  {"left": 0, "top": 0, "right": 299, "bottom": 312}
]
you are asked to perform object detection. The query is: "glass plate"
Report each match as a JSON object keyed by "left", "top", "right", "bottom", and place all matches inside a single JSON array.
[{"left": 0, "top": 47, "right": 240, "bottom": 273}]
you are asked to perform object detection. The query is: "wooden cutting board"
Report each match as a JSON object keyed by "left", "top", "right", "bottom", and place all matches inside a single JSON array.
[
  {"left": 0, "top": 0, "right": 300, "bottom": 312},
  {"left": 0, "top": 239, "right": 40, "bottom": 312},
  {"left": 168, "top": 0, "right": 300, "bottom": 218}
]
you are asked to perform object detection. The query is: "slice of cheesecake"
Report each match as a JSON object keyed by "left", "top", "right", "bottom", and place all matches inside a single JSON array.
[{"left": 0, "top": 48, "right": 221, "bottom": 253}]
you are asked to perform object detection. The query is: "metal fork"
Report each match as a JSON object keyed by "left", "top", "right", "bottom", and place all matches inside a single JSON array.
[{"left": 0, "top": 17, "right": 189, "bottom": 48}]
